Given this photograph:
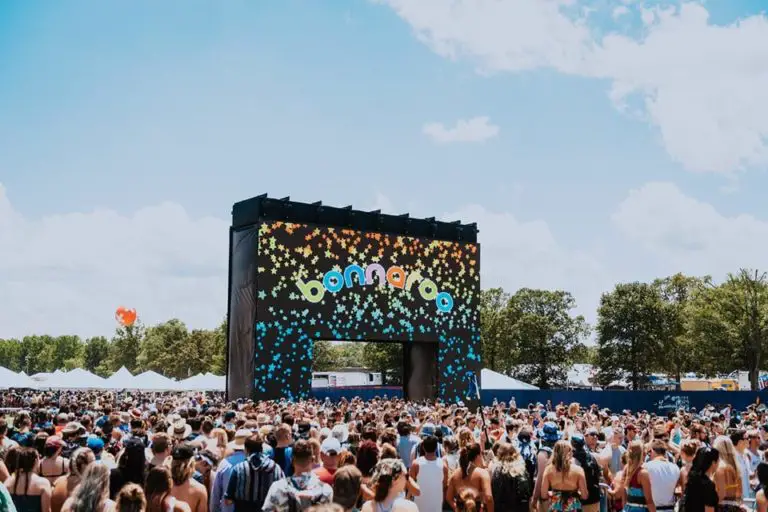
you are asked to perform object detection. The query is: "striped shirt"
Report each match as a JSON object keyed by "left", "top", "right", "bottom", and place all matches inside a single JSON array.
[{"left": 225, "top": 453, "right": 284, "bottom": 511}]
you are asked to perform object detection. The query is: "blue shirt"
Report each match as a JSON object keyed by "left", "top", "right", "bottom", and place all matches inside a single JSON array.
[{"left": 210, "top": 451, "right": 247, "bottom": 512}]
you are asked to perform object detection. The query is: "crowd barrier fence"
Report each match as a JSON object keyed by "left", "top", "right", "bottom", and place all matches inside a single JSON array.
[{"left": 310, "top": 387, "right": 765, "bottom": 413}]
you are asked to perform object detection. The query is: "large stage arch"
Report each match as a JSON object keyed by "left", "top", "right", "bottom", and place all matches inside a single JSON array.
[{"left": 226, "top": 195, "right": 481, "bottom": 405}]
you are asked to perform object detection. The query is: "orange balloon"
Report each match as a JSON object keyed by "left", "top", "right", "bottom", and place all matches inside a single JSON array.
[{"left": 115, "top": 306, "right": 137, "bottom": 327}]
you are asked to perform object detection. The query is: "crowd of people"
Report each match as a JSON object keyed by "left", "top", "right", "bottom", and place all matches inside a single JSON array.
[{"left": 0, "top": 390, "right": 766, "bottom": 512}]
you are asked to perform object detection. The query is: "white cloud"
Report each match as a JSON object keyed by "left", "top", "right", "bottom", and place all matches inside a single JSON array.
[
  {"left": 0, "top": 184, "right": 228, "bottom": 339},
  {"left": 8, "top": 180, "right": 761, "bottom": 339},
  {"left": 377, "top": 0, "right": 768, "bottom": 174},
  {"left": 612, "top": 181, "right": 768, "bottom": 277},
  {"left": 442, "top": 204, "right": 609, "bottom": 320},
  {"left": 612, "top": 6, "right": 630, "bottom": 20},
  {"left": 422, "top": 116, "right": 500, "bottom": 144}
]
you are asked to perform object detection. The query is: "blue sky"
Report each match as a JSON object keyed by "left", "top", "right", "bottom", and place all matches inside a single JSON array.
[{"left": 2, "top": 0, "right": 768, "bottom": 337}]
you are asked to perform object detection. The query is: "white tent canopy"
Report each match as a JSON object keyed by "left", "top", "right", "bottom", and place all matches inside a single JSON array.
[
  {"left": 0, "top": 367, "right": 38, "bottom": 389},
  {"left": 481, "top": 368, "right": 539, "bottom": 390},
  {"left": 40, "top": 368, "right": 108, "bottom": 389},
  {"left": 131, "top": 371, "right": 180, "bottom": 391},
  {"left": 103, "top": 367, "right": 134, "bottom": 389},
  {"left": 178, "top": 373, "right": 225, "bottom": 391}
]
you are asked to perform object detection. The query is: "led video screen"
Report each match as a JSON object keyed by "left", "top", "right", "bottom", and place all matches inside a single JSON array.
[{"left": 253, "top": 221, "right": 481, "bottom": 401}]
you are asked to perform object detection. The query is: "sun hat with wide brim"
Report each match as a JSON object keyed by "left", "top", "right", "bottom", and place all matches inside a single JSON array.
[{"left": 168, "top": 419, "right": 192, "bottom": 440}]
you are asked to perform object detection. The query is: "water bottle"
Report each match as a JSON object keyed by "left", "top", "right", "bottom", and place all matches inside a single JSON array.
[{"left": 510, "top": 397, "right": 517, "bottom": 409}]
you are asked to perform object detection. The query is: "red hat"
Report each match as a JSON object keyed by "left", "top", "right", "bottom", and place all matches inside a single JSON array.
[{"left": 45, "top": 436, "right": 64, "bottom": 449}]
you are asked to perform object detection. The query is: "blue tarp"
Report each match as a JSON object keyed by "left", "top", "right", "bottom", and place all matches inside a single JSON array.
[
  {"left": 310, "top": 387, "right": 763, "bottom": 414},
  {"left": 481, "top": 389, "right": 761, "bottom": 413}
]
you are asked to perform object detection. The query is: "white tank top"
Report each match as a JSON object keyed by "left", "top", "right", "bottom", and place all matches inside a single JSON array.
[
  {"left": 413, "top": 456, "right": 444, "bottom": 512},
  {"left": 166, "top": 496, "right": 176, "bottom": 512},
  {"left": 645, "top": 459, "right": 680, "bottom": 507}
]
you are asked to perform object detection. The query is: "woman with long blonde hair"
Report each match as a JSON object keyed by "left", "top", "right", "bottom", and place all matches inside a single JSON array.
[
  {"left": 490, "top": 443, "right": 531, "bottom": 510},
  {"left": 540, "top": 440, "right": 586, "bottom": 511},
  {"left": 712, "top": 436, "right": 743, "bottom": 511},
  {"left": 620, "top": 440, "right": 654, "bottom": 512},
  {"left": 51, "top": 448, "right": 94, "bottom": 512},
  {"left": 61, "top": 463, "right": 114, "bottom": 512}
]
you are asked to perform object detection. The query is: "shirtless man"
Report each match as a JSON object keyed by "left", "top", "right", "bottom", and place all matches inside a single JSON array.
[{"left": 169, "top": 444, "right": 208, "bottom": 512}]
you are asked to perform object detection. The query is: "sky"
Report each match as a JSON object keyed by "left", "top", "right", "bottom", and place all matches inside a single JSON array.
[{"left": 2, "top": 0, "right": 768, "bottom": 339}]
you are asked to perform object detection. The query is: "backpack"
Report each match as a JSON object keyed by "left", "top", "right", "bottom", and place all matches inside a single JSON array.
[{"left": 581, "top": 451, "right": 602, "bottom": 505}]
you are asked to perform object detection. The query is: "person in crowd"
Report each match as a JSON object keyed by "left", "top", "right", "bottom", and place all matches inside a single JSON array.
[
  {"left": 114, "top": 483, "right": 146, "bottom": 512},
  {"left": 409, "top": 434, "right": 447, "bottom": 512},
  {"left": 332, "top": 465, "right": 362, "bottom": 512},
  {"left": 755, "top": 462, "right": 768, "bottom": 512},
  {"left": 678, "top": 439, "right": 698, "bottom": 492},
  {"left": 110, "top": 438, "right": 147, "bottom": 501},
  {"left": 51, "top": 449, "right": 94, "bottom": 512},
  {"left": 446, "top": 443, "right": 493, "bottom": 512},
  {"left": 205, "top": 431, "right": 227, "bottom": 460},
  {"left": 223, "top": 434, "right": 279, "bottom": 511},
  {"left": 315, "top": 438, "right": 341, "bottom": 486},
  {"left": 145, "top": 467, "right": 191, "bottom": 512},
  {"left": 262, "top": 440, "right": 333, "bottom": 511},
  {"left": 361, "top": 459, "right": 416, "bottom": 512},
  {"left": 713, "top": 436, "right": 744, "bottom": 511},
  {"left": 540, "top": 440, "right": 587, "bottom": 512},
  {"left": 38, "top": 438, "right": 67, "bottom": 486},
  {"left": 570, "top": 434, "right": 602, "bottom": 512},
  {"left": 61, "top": 463, "right": 114, "bottom": 512},
  {"left": 681, "top": 446, "right": 720, "bottom": 512},
  {"left": 169, "top": 445, "right": 207, "bottom": 512},
  {"left": 489, "top": 442, "right": 531, "bottom": 511},
  {"left": 619, "top": 440, "right": 655, "bottom": 512},
  {"left": 193, "top": 451, "right": 218, "bottom": 499},
  {"left": 532, "top": 421, "right": 559, "bottom": 512},
  {"left": 6, "top": 447, "right": 52, "bottom": 512},
  {"left": 148, "top": 434, "right": 171, "bottom": 472},
  {"left": 644, "top": 439, "right": 679, "bottom": 512},
  {"left": 729, "top": 429, "right": 752, "bottom": 500},
  {"left": 0, "top": 421, "right": 19, "bottom": 452},
  {"left": 746, "top": 430, "right": 763, "bottom": 481},
  {"left": 209, "top": 430, "right": 248, "bottom": 512},
  {"left": 272, "top": 425, "right": 294, "bottom": 478}
]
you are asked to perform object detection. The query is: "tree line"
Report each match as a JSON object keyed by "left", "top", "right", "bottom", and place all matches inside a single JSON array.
[
  {"left": 483, "top": 269, "right": 768, "bottom": 391},
  {"left": 4, "top": 268, "right": 768, "bottom": 390},
  {"left": 0, "top": 319, "right": 227, "bottom": 380}
]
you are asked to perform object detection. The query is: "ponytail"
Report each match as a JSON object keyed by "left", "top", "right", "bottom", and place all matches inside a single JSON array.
[
  {"left": 373, "top": 472, "right": 393, "bottom": 502},
  {"left": 459, "top": 443, "right": 481, "bottom": 479}
]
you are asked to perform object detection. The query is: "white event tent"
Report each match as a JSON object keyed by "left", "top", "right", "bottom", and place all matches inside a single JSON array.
[
  {"left": 0, "top": 367, "right": 38, "bottom": 389},
  {"left": 178, "top": 373, "right": 225, "bottom": 391},
  {"left": 102, "top": 367, "right": 134, "bottom": 389},
  {"left": 131, "top": 371, "right": 180, "bottom": 391},
  {"left": 40, "top": 368, "right": 108, "bottom": 389},
  {"left": 481, "top": 368, "right": 539, "bottom": 390}
]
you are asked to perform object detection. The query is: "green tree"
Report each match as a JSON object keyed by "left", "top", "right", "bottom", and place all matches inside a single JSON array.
[
  {"left": 312, "top": 340, "right": 335, "bottom": 372},
  {"left": 138, "top": 319, "right": 189, "bottom": 379},
  {"left": 688, "top": 269, "right": 768, "bottom": 390},
  {"left": 653, "top": 273, "right": 709, "bottom": 384},
  {"left": 362, "top": 342, "right": 402, "bottom": 386},
  {"left": 210, "top": 318, "right": 227, "bottom": 375},
  {"left": 508, "top": 289, "right": 589, "bottom": 389},
  {"left": 84, "top": 337, "right": 110, "bottom": 376},
  {"left": 50, "top": 335, "right": 84, "bottom": 371},
  {"left": 596, "top": 282, "right": 666, "bottom": 389},
  {"left": 19, "top": 335, "right": 55, "bottom": 374},
  {"left": 0, "top": 339, "right": 23, "bottom": 372},
  {"left": 102, "top": 323, "right": 145, "bottom": 374},
  {"left": 480, "top": 288, "right": 517, "bottom": 373}
]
